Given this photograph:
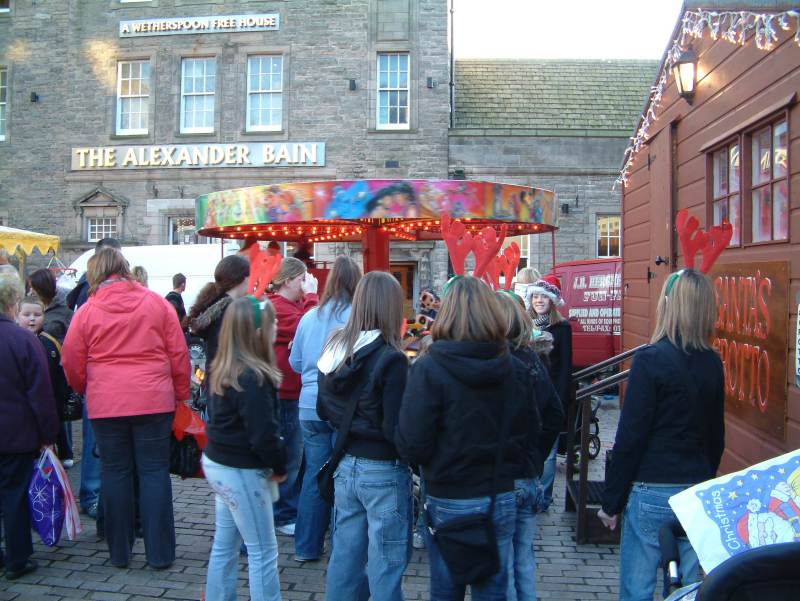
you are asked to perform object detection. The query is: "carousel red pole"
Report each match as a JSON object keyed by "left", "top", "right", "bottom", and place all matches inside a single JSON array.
[{"left": 361, "top": 224, "right": 391, "bottom": 272}]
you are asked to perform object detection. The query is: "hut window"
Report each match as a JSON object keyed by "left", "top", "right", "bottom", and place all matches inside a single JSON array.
[
  {"left": 710, "top": 142, "right": 740, "bottom": 246},
  {"left": 750, "top": 119, "right": 788, "bottom": 242}
]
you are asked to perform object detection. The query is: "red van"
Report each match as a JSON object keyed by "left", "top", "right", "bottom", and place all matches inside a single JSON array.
[{"left": 550, "top": 258, "right": 622, "bottom": 369}]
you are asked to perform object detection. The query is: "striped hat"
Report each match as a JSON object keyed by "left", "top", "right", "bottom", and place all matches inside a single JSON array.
[{"left": 526, "top": 275, "right": 564, "bottom": 307}]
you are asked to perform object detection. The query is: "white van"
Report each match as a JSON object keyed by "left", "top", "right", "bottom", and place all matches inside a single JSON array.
[{"left": 68, "top": 242, "right": 240, "bottom": 310}]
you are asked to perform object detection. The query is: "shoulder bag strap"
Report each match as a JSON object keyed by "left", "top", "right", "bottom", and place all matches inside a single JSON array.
[
  {"left": 487, "top": 375, "right": 514, "bottom": 518},
  {"left": 326, "top": 375, "right": 362, "bottom": 471},
  {"left": 39, "top": 331, "right": 62, "bottom": 354}
]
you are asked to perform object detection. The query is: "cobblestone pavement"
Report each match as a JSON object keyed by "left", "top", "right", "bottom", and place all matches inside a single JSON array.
[{"left": 0, "top": 398, "right": 622, "bottom": 600}]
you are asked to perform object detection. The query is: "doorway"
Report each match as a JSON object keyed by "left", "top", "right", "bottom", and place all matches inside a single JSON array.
[{"left": 390, "top": 262, "right": 417, "bottom": 319}]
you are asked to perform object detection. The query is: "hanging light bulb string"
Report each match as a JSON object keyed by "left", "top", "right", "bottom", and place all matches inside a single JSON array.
[{"left": 618, "top": 8, "right": 800, "bottom": 188}]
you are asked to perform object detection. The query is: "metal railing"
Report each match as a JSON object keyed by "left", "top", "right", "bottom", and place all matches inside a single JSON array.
[{"left": 564, "top": 344, "right": 646, "bottom": 544}]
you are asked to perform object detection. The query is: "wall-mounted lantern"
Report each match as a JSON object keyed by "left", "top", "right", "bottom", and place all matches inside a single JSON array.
[{"left": 672, "top": 45, "right": 698, "bottom": 104}]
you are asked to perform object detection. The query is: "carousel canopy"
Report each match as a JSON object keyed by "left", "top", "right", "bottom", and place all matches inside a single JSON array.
[
  {"left": 195, "top": 179, "right": 558, "bottom": 242},
  {"left": 0, "top": 225, "right": 60, "bottom": 256}
]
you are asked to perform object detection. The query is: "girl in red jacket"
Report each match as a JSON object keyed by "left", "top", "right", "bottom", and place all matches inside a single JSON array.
[
  {"left": 62, "top": 248, "right": 190, "bottom": 570},
  {"left": 267, "top": 257, "right": 318, "bottom": 534}
]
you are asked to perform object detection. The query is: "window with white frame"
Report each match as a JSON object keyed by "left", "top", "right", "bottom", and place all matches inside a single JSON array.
[
  {"left": 711, "top": 141, "right": 741, "bottom": 246},
  {"left": 247, "top": 55, "right": 282, "bottom": 131},
  {"left": 0, "top": 67, "right": 7, "bottom": 141},
  {"left": 87, "top": 218, "right": 117, "bottom": 243},
  {"left": 116, "top": 60, "right": 150, "bottom": 135},
  {"left": 377, "top": 53, "right": 409, "bottom": 129},
  {"left": 597, "top": 215, "right": 621, "bottom": 258},
  {"left": 181, "top": 57, "right": 216, "bottom": 133}
]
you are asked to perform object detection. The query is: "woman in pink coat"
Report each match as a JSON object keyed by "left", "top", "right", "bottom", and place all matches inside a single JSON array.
[{"left": 63, "top": 248, "right": 190, "bottom": 570}]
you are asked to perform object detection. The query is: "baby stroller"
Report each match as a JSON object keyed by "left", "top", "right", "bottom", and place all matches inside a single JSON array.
[
  {"left": 660, "top": 519, "right": 800, "bottom": 600},
  {"left": 560, "top": 392, "right": 602, "bottom": 464}
]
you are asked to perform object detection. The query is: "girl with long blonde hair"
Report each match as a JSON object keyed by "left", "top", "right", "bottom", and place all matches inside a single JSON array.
[
  {"left": 202, "top": 296, "right": 287, "bottom": 601},
  {"left": 598, "top": 269, "right": 725, "bottom": 600}
]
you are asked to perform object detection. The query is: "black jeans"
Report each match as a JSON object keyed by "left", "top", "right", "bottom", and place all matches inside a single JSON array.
[
  {"left": 92, "top": 412, "right": 175, "bottom": 568},
  {"left": 0, "top": 452, "right": 36, "bottom": 571}
]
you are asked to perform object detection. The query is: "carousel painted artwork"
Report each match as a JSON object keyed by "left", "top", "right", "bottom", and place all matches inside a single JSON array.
[{"left": 196, "top": 179, "right": 557, "bottom": 240}]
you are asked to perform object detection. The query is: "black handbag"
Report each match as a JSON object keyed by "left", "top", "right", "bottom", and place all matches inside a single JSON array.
[
  {"left": 426, "top": 381, "right": 512, "bottom": 587},
  {"left": 169, "top": 433, "right": 201, "bottom": 478},
  {"left": 316, "top": 386, "right": 362, "bottom": 505},
  {"left": 62, "top": 392, "right": 84, "bottom": 422}
]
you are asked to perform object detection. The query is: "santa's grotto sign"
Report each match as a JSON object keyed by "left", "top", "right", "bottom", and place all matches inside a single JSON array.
[
  {"left": 708, "top": 261, "right": 789, "bottom": 440},
  {"left": 669, "top": 449, "right": 800, "bottom": 574}
]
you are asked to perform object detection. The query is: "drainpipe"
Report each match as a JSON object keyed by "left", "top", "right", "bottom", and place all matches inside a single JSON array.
[{"left": 449, "top": 0, "right": 455, "bottom": 129}]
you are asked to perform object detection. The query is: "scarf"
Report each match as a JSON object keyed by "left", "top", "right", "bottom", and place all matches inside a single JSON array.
[{"left": 532, "top": 313, "right": 550, "bottom": 330}]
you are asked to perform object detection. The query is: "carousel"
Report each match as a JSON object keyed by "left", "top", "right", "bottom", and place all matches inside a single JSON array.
[{"left": 195, "top": 178, "right": 559, "bottom": 274}]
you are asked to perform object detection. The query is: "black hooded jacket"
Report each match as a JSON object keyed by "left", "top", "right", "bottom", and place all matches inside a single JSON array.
[
  {"left": 395, "top": 340, "right": 540, "bottom": 499},
  {"left": 317, "top": 337, "right": 408, "bottom": 460}
]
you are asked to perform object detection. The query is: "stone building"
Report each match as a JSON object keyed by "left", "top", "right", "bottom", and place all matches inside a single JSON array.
[
  {"left": 0, "top": 0, "right": 655, "bottom": 300},
  {"left": 0, "top": 0, "right": 451, "bottom": 296},
  {"left": 450, "top": 59, "right": 658, "bottom": 271}
]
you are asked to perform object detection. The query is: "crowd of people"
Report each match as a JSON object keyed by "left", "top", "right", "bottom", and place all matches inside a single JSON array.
[{"left": 0, "top": 237, "right": 726, "bottom": 601}]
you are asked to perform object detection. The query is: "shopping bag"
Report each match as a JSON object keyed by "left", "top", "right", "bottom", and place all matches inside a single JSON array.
[
  {"left": 669, "top": 448, "right": 800, "bottom": 574},
  {"left": 28, "top": 447, "right": 82, "bottom": 546},
  {"left": 171, "top": 401, "right": 207, "bottom": 478}
]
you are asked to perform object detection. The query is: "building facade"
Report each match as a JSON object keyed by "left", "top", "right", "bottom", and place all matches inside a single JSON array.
[
  {"left": 0, "top": 1, "right": 655, "bottom": 302},
  {"left": 620, "top": 1, "right": 799, "bottom": 471},
  {"left": 449, "top": 59, "right": 658, "bottom": 272},
  {"left": 0, "top": 0, "right": 451, "bottom": 292}
]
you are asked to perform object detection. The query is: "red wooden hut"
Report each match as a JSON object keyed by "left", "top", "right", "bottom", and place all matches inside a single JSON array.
[{"left": 620, "top": 1, "right": 800, "bottom": 472}]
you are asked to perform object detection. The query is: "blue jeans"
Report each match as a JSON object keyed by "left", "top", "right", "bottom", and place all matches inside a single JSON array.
[
  {"left": 91, "top": 411, "right": 175, "bottom": 568},
  {"left": 425, "top": 491, "right": 517, "bottom": 601},
  {"left": 508, "top": 478, "right": 541, "bottom": 601},
  {"left": 203, "top": 455, "right": 281, "bottom": 601},
  {"left": 326, "top": 455, "right": 412, "bottom": 601},
  {"left": 538, "top": 440, "right": 558, "bottom": 512},
  {"left": 79, "top": 404, "right": 101, "bottom": 510},
  {"left": 274, "top": 399, "right": 302, "bottom": 526},
  {"left": 620, "top": 483, "right": 699, "bottom": 601},
  {"left": 295, "top": 419, "right": 334, "bottom": 559}
]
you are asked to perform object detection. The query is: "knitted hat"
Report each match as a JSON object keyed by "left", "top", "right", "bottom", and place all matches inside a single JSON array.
[{"left": 526, "top": 274, "right": 564, "bottom": 307}]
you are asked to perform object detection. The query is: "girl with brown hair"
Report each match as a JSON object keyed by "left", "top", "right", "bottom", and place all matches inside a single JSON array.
[
  {"left": 202, "top": 296, "right": 287, "bottom": 601},
  {"left": 289, "top": 255, "right": 361, "bottom": 562},
  {"left": 396, "top": 276, "right": 539, "bottom": 600},
  {"left": 267, "top": 256, "right": 319, "bottom": 534},
  {"left": 317, "top": 271, "right": 411, "bottom": 601}
]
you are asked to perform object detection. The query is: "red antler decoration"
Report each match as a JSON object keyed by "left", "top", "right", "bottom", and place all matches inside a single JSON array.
[
  {"left": 472, "top": 225, "right": 506, "bottom": 278},
  {"left": 249, "top": 244, "right": 283, "bottom": 298},
  {"left": 675, "top": 209, "right": 732, "bottom": 273},
  {"left": 496, "top": 243, "right": 521, "bottom": 290},
  {"left": 441, "top": 214, "right": 474, "bottom": 275}
]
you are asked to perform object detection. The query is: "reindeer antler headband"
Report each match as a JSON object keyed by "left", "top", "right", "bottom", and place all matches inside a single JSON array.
[{"left": 666, "top": 209, "right": 733, "bottom": 296}]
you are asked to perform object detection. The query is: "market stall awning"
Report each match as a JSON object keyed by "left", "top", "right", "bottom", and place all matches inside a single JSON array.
[
  {"left": 195, "top": 179, "right": 558, "bottom": 242},
  {"left": 0, "top": 226, "right": 60, "bottom": 256}
]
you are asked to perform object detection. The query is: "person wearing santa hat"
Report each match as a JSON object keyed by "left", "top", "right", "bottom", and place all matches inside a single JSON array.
[{"left": 526, "top": 274, "right": 572, "bottom": 512}]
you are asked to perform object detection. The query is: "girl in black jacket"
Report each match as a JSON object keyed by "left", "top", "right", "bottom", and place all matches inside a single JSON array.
[
  {"left": 598, "top": 269, "right": 725, "bottom": 600},
  {"left": 202, "top": 296, "right": 287, "bottom": 601},
  {"left": 316, "top": 272, "right": 410, "bottom": 601},
  {"left": 397, "top": 276, "right": 539, "bottom": 600},
  {"left": 495, "top": 292, "right": 563, "bottom": 601},
  {"left": 526, "top": 274, "right": 572, "bottom": 512}
]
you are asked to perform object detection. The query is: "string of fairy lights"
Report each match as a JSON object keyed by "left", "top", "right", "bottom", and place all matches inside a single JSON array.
[
  {"left": 618, "top": 8, "right": 800, "bottom": 188},
  {"left": 209, "top": 218, "right": 548, "bottom": 243}
]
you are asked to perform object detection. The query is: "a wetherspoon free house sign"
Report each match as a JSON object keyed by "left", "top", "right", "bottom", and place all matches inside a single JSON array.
[
  {"left": 70, "top": 143, "right": 325, "bottom": 170},
  {"left": 119, "top": 14, "right": 279, "bottom": 37}
]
